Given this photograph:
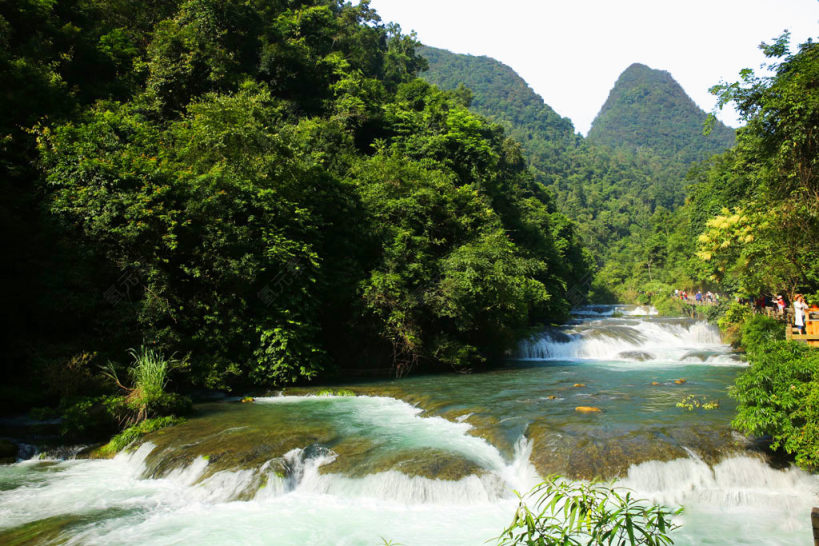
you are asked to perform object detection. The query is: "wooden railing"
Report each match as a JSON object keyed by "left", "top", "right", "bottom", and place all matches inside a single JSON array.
[{"left": 784, "top": 311, "right": 819, "bottom": 347}]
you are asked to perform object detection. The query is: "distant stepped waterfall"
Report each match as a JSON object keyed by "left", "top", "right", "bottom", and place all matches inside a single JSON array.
[{"left": 517, "top": 306, "right": 741, "bottom": 365}]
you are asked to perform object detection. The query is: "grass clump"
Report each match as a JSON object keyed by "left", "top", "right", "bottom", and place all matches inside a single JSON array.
[
  {"left": 316, "top": 388, "right": 355, "bottom": 397},
  {"left": 104, "top": 346, "right": 189, "bottom": 424}
]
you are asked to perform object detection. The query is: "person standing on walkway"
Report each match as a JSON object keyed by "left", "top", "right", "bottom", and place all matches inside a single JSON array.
[{"left": 794, "top": 294, "right": 809, "bottom": 334}]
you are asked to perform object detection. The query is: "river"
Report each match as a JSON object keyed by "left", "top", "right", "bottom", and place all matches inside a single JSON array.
[{"left": 1, "top": 306, "right": 818, "bottom": 544}]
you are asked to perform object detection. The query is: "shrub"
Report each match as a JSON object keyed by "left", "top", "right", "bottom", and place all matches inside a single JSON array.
[
  {"left": 731, "top": 340, "right": 819, "bottom": 469},
  {"left": 703, "top": 300, "right": 730, "bottom": 323},
  {"left": 59, "top": 395, "right": 122, "bottom": 441},
  {"left": 498, "top": 476, "right": 681, "bottom": 545},
  {"left": 717, "top": 301, "right": 751, "bottom": 332},
  {"left": 652, "top": 294, "right": 684, "bottom": 317},
  {"left": 739, "top": 314, "right": 784, "bottom": 353}
]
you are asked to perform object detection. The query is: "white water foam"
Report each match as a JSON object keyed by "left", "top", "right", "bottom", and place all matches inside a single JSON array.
[
  {"left": 518, "top": 316, "right": 743, "bottom": 366},
  {"left": 620, "top": 454, "right": 819, "bottom": 545},
  {"left": 255, "top": 395, "right": 511, "bottom": 472},
  {"left": 572, "top": 304, "right": 659, "bottom": 317},
  {"left": 0, "top": 397, "right": 542, "bottom": 545},
  {"left": 2, "top": 394, "right": 818, "bottom": 545}
]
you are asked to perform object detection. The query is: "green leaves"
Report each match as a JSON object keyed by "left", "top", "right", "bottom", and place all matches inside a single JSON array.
[
  {"left": 498, "top": 476, "right": 681, "bottom": 545},
  {"left": 731, "top": 339, "right": 819, "bottom": 470}
]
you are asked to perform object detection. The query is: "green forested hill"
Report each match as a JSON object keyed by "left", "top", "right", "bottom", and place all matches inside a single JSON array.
[
  {"left": 588, "top": 63, "right": 735, "bottom": 185},
  {"left": 419, "top": 46, "right": 580, "bottom": 169}
]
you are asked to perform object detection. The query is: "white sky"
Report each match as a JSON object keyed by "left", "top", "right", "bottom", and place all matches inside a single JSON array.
[{"left": 368, "top": 0, "right": 819, "bottom": 135}]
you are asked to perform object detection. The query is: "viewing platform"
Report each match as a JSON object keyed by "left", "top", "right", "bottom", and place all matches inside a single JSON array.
[{"left": 785, "top": 311, "right": 819, "bottom": 348}]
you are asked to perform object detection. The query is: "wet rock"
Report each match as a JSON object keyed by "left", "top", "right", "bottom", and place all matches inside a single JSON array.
[
  {"left": 0, "top": 509, "right": 134, "bottom": 545},
  {"left": 321, "top": 441, "right": 483, "bottom": 481},
  {"left": 139, "top": 402, "right": 339, "bottom": 481},
  {"left": 618, "top": 351, "right": 655, "bottom": 361},
  {"left": 526, "top": 419, "right": 746, "bottom": 480}
]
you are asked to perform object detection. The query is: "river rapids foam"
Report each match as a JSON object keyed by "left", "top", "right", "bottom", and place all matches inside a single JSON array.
[
  {"left": 1, "top": 393, "right": 818, "bottom": 544},
  {"left": 517, "top": 310, "right": 743, "bottom": 366}
]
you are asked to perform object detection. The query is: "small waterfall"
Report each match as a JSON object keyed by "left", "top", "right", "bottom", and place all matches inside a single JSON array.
[
  {"left": 518, "top": 308, "right": 740, "bottom": 365},
  {"left": 619, "top": 454, "right": 819, "bottom": 544}
]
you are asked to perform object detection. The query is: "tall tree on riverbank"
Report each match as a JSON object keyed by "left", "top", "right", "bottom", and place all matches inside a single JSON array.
[{"left": 692, "top": 33, "right": 819, "bottom": 297}]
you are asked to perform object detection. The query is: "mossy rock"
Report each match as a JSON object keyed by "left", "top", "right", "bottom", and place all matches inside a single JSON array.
[{"left": 320, "top": 441, "right": 484, "bottom": 481}]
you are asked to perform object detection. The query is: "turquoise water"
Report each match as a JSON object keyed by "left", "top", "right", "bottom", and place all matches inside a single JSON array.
[{"left": 1, "top": 307, "right": 818, "bottom": 545}]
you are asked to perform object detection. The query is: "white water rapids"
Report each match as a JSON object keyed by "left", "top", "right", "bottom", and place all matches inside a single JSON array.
[
  {"left": 517, "top": 307, "right": 743, "bottom": 366},
  {"left": 1, "top": 307, "right": 817, "bottom": 544},
  {"left": 2, "top": 397, "right": 818, "bottom": 544}
]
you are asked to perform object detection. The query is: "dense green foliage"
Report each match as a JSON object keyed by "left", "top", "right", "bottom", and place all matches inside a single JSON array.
[
  {"left": 2, "top": 0, "right": 590, "bottom": 413},
  {"left": 419, "top": 46, "right": 579, "bottom": 170},
  {"left": 730, "top": 333, "right": 819, "bottom": 470},
  {"left": 499, "top": 476, "right": 680, "bottom": 545}
]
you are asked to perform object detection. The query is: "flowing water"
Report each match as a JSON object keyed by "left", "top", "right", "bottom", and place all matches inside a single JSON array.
[{"left": 1, "top": 306, "right": 818, "bottom": 545}]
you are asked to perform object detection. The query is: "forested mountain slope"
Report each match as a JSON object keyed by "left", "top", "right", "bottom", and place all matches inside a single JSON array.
[
  {"left": 420, "top": 48, "right": 736, "bottom": 279},
  {"left": 589, "top": 63, "right": 735, "bottom": 161},
  {"left": 419, "top": 45, "right": 579, "bottom": 170}
]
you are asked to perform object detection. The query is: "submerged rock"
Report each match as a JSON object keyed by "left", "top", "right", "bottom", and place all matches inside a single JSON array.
[
  {"left": 526, "top": 422, "right": 742, "bottom": 480},
  {"left": 139, "top": 402, "right": 339, "bottom": 483},
  {"left": 574, "top": 406, "right": 602, "bottom": 413},
  {"left": 320, "top": 443, "right": 483, "bottom": 481},
  {"left": 0, "top": 508, "right": 136, "bottom": 545},
  {"left": 618, "top": 351, "right": 655, "bottom": 361}
]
